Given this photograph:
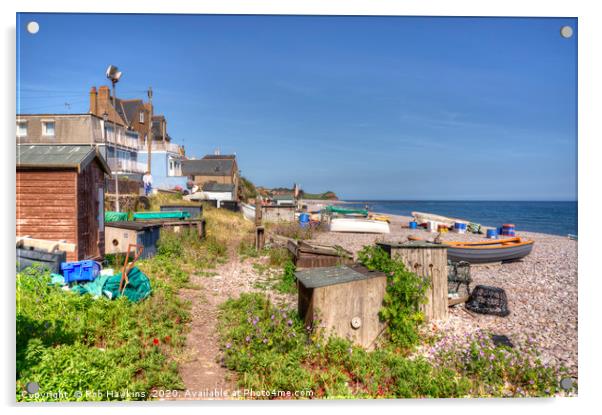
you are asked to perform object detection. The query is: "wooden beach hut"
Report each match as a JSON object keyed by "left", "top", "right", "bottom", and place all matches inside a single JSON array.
[{"left": 16, "top": 145, "right": 110, "bottom": 262}]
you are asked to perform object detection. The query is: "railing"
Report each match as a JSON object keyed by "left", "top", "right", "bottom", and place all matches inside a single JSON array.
[
  {"left": 150, "top": 141, "right": 184, "bottom": 154},
  {"left": 108, "top": 159, "right": 147, "bottom": 174}
]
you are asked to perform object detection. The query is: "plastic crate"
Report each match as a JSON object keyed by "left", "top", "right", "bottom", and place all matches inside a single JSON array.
[{"left": 60, "top": 260, "right": 100, "bottom": 284}]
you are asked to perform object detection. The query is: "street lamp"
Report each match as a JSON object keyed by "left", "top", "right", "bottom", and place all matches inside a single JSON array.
[{"left": 106, "top": 65, "right": 122, "bottom": 212}]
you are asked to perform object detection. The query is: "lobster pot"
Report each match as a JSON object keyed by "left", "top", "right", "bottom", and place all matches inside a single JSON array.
[
  {"left": 377, "top": 241, "right": 448, "bottom": 321},
  {"left": 465, "top": 285, "right": 510, "bottom": 316},
  {"left": 486, "top": 229, "right": 498, "bottom": 239}
]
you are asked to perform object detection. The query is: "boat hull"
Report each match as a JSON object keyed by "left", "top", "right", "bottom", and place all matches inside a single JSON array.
[
  {"left": 446, "top": 240, "right": 534, "bottom": 264},
  {"left": 241, "top": 202, "right": 256, "bottom": 221},
  {"left": 412, "top": 211, "right": 468, "bottom": 227},
  {"left": 329, "top": 218, "right": 390, "bottom": 234}
]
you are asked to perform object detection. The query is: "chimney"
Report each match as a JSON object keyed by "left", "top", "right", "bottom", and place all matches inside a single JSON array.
[
  {"left": 89, "top": 86, "right": 97, "bottom": 115},
  {"left": 98, "top": 85, "right": 111, "bottom": 115}
]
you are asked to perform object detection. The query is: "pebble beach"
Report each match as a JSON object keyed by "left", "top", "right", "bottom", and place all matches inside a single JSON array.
[{"left": 309, "top": 209, "right": 578, "bottom": 377}]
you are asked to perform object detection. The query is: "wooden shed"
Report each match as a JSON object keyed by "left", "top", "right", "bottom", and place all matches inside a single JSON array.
[
  {"left": 377, "top": 241, "right": 449, "bottom": 322},
  {"left": 296, "top": 264, "right": 387, "bottom": 349},
  {"left": 16, "top": 145, "right": 110, "bottom": 262}
]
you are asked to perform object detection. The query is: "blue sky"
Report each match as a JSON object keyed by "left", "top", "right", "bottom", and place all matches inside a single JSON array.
[{"left": 17, "top": 14, "right": 577, "bottom": 200}]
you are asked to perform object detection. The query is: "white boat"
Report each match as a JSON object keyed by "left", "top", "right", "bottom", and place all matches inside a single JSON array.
[
  {"left": 329, "top": 217, "right": 390, "bottom": 234},
  {"left": 241, "top": 202, "right": 256, "bottom": 221},
  {"left": 412, "top": 211, "right": 468, "bottom": 228}
]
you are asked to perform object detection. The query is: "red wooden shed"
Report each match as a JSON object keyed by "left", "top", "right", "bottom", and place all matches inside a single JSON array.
[{"left": 16, "top": 145, "right": 111, "bottom": 262}]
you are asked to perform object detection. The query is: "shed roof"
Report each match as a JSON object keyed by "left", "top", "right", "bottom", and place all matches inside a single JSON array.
[
  {"left": 182, "top": 158, "right": 235, "bottom": 176},
  {"left": 202, "top": 182, "right": 235, "bottom": 192},
  {"left": 16, "top": 144, "right": 111, "bottom": 174},
  {"left": 295, "top": 264, "right": 386, "bottom": 288},
  {"left": 272, "top": 194, "right": 295, "bottom": 200}
]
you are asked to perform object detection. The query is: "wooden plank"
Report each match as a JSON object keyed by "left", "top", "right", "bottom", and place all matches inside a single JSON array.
[{"left": 448, "top": 295, "right": 469, "bottom": 307}]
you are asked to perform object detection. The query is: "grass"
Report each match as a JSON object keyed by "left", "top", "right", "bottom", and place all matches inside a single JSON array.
[
  {"left": 16, "top": 265, "right": 189, "bottom": 401},
  {"left": 16, "top": 210, "right": 233, "bottom": 402}
]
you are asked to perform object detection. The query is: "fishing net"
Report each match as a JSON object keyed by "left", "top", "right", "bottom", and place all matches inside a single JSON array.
[
  {"left": 105, "top": 211, "right": 128, "bottom": 222},
  {"left": 465, "top": 285, "right": 510, "bottom": 316}
]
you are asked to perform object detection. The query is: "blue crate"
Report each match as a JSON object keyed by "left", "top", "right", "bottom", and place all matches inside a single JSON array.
[{"left": 60, "top": 260, "right": 100, "bottom": 284}]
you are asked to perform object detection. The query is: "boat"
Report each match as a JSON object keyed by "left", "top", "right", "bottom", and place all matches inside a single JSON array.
[
  {"left": 329, "top": 217, "right": 390, "bottom": 234},
  {"left": 241, "top": 202, "right": 256, "bottom": 221},
  {"left": 445, "top": 237, "right": 534, "bottom": 264},
  {"left": 324, "top": 206, "right": 369, "bottom": 216},
  {"left": 412, "top": 211, "right": 468, "bottom": 228},
  {"left": 568, "top": 234, "right": 578, "bottom": 241}
]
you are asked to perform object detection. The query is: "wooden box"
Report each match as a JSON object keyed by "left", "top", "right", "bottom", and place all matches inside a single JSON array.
[
  {"left": 296, "top": 264, "right": 387, "bottom": 349},
  {"left": 377, "top": 241, "right": 448, "bottom": 321},
  {"left": 287, "top": 240, "right": 354, "bottom": 269}
]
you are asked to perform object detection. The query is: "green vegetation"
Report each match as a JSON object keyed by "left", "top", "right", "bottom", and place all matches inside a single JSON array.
[
  {"left": 16, "top": 265, "right": 188, "bottom": 401},
  {"left": 238, "top": 176, "right": 258, "bottom": 202},
  {"left": 357, "top": 245, "right": 428, "bottom": 350},
  {"left": 218, "top": 292, "right": 571, "bottom": 399},
  {"left": 299, "top": 190, "right": 338, "bottom": 200}
]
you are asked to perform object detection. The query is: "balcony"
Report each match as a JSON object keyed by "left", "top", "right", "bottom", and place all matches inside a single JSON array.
[
  {"left": 108, "top": 159, "right": 147, "bottom": 174},
  {"left": 149, "top": 141, "right": 184, "bottom": 154}
]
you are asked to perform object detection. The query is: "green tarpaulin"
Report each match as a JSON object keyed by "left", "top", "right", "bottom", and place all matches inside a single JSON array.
[
  {"left": 324, "top": 206, "right": 368, "bottom": 216},
  {"left": 72, "top": 267, "right": 151, "bottom": 303},
  {"left": 105, "top": 211, "right": 129, "bottom": 222},
  {"left": 133, "top": 211, "right": 190, "bottom": 220}
]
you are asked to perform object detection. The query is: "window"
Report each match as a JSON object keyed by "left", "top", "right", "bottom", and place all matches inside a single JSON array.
[
  {"left": 16, "top": 121, "right": 27, "bottom": 137},
  {"left": 139, "top": 111, "right": 145, "bottom": 123},
  {"left": 42, "top": 121, "right": 55, "bottom": 137}
]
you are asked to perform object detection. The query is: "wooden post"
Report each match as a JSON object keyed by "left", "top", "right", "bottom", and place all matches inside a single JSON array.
[
  {"left": 254, "top": 197, "right": 264, "bottom": 250},
  {"left": 255, "top": 226, "right": 265, "bottom": 251}
]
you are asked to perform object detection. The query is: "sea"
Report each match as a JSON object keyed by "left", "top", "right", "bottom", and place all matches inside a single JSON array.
[{"left": 341, "top": 201, "right": 578, "bottom": 237}]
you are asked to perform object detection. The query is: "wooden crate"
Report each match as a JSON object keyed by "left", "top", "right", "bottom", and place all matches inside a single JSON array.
[
  {"left": 288, "top": 240, "right": 354, "bottom": 269},
  {"left": 296, "top": 264, "right": 387, "bottom": 349},
  {"left": 377, "top": 241, "right": 448, "bottom": 322}
]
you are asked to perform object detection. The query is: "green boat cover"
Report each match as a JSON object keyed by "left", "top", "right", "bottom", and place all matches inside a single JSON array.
[
  {"left": 133, "top": 211, "right": 190, "bottom": 220},
  {"left": 105, "top": 211, "right": 129, "bottom": 222},
  {"left": 72, "top": 267, "right": 152, "bottom": 303},
  {"left": 324, "top": 206, "right": 368, "bottom": 216}
]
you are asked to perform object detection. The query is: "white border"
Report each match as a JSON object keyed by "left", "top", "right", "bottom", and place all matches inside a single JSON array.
[{"left": 2, "top": 1, "right": 600, "bottom": 415}]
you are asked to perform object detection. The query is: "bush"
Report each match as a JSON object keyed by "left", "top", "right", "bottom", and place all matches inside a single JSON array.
[{"left": 358, "top": 245, "right": 428, "bottom": 351}]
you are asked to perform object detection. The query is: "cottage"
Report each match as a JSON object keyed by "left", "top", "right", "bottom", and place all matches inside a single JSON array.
[
  {"left": 16, "top": 145, "right": 110, "bottom": 261},
  {"left": 182, "top": 154, "right": 240, "bottom": 200}
]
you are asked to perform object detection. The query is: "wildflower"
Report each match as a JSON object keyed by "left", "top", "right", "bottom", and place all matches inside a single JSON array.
[
  {"left": 226, "top": 342, "right": 232, "bottom": 349},
  {"left": 489, "top": 354, "right": 495, "bottom": 361},
  {"left": 165, "top": 335, "right": 171, "bottom": 343},
  {"left": 270, "top": 314, "right": 275, "bottom": 320},
  {"left": 348, "top": 348, "right": 353, "bottom": 355},
  {"left": 529, "top": 380, "right": 535, "bottom": 385},
  {"left": 245, "top": 336, "right": 251, "bottom": 343},
  {"left": 287, "top": 319, "right": 293, "bottom": 326},
  {"left": 153, "top": 338, "right": 160, "bottom": 346},
  {"left": 263, "top": 338, "right": 268, "bottom": 344},
  {"left": 479, "top": 350, "right": 485, "bottom": 358}
]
